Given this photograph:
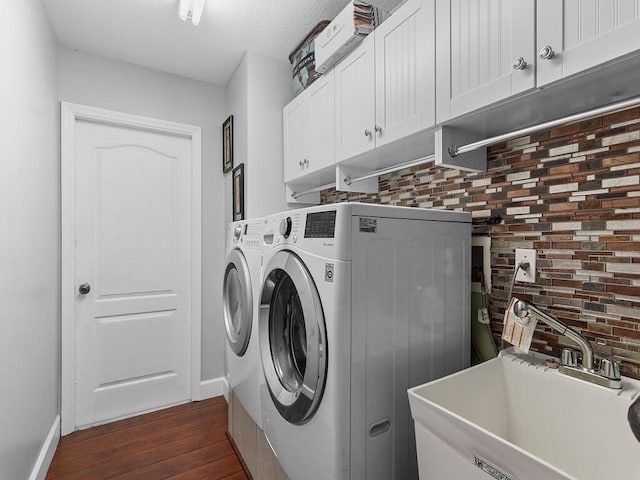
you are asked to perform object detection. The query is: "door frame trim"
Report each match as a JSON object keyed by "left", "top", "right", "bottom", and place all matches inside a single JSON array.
[{"left": 60, "top": 102, "right": 202, "bottom": 435}]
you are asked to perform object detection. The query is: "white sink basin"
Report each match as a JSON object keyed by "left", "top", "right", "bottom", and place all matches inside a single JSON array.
[{"left": 408, "top": 349, "right": 640, "bottom": 480}]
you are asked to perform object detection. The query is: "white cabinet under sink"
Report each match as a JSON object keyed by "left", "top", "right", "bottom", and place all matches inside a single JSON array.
[
  {"left": 537, "top": 0, "right": 640, "bottom": 86},
  {"left": 283, "top": 70, "right": 335, "bottom": 183},
  {"left": 335, "top": 0, "right": 435, "bottom": 162},
  {"left": 435, "top": 0, "right": 536, "bottom": 123}
]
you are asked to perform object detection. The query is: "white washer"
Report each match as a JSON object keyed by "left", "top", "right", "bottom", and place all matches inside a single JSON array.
[
  {"left": 223, "top": 218, "right": 264, "bottom": 428},
  {"left": 258, "top": 203, "right": 471, "bottom": 480}
]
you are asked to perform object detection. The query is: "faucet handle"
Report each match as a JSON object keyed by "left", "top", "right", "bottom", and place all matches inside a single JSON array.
[
  {"left": 599, "top": 358, "right": 621, "bottom": 380},
  {"left": 561, "top": 348, "right": 578, "bottom": 367}
]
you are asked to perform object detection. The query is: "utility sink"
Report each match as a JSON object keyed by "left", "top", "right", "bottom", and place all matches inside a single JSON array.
[{"left": 408, "top": 349, "right": 640, "bottom": 480}]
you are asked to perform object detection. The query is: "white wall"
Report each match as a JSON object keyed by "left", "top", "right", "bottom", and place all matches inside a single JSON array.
[
  {"left": 246, "top": 52, "right": 292, "bottom": 218},
  {"left": 0, "top": 0, "right": 60, "bottom": 478},
  {"left": 225, "top": 56, "right": 249, "bottom": 224},
  {"left": 225, "top": 52, "right": 292, "bottom": 222},
  {"left": 57, "top": 47, "right": 227, "bottom": 380}
]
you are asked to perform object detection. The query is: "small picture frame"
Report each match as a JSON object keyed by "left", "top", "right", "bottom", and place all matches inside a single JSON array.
[
  {"left": 222, "top": 115, "right": 234, "bottom": 173},
  {"left": 232, "top": 164, "right": 244, "bottom": 221}
]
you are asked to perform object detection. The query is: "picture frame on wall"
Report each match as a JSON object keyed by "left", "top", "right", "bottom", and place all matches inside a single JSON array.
[
  {"left": 232, "top": 163, "right": 244, "bottom": 221},
  {"left": 222, "top": 115, "right": 234, "bottom": 173}
]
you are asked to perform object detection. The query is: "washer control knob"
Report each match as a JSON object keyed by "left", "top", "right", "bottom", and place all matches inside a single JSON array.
[
  {"left": 279, "top": 217, "right": 292, "bottom": 238},
  {"left": 233, "top": 225, "right": 242, "bottom": 240}
]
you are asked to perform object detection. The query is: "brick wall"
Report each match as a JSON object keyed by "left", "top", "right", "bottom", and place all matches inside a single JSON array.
[{"left": 321, "top": 107, "right": 640, "bottom": 379}]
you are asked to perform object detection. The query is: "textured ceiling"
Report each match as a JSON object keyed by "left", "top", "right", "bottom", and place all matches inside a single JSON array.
[{"left": 42, "top": 0, "right": 403, "bottom": 86}]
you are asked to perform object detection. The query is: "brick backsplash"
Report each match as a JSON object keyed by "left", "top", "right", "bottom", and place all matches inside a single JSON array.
[{"left": 321, "top": 107, "right": 640, "bottom": 379}]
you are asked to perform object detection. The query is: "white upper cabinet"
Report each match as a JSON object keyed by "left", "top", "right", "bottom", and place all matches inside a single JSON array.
[
  {"left": 306, "top": 71, "right": 335, "bottom": 175},
  {"left": 537, "top": 0, "right": 640, "bottom": 86},
  {"left": 334, "top": 34, "right": 376, "bottom": 161},
  {"left": 335, "top": 0, "right": 435, "bottom": 162},
  {"left": 436, "top": 0, "right": 536, "bottom": 123},
  {"left": 283, "top": 94, "right": 306, "bottom": 183},
  {"left": 374, "top": 0, "right": 435, "bottom": 148},
  {"left": 283, "top": 70, "right": 335, "bottom": 183}
]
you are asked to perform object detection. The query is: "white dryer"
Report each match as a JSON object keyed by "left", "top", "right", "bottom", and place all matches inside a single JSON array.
[
  {"left": 223, "top": 218, "right": 264, "bottom": 428},
  {"left": 258, "top": 203, "right": 471, "bottom": 480}
]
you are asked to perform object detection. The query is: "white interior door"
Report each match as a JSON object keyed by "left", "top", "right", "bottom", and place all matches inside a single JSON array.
[{"left": 62, "top": 104, "right": 201, "bottom": 433}]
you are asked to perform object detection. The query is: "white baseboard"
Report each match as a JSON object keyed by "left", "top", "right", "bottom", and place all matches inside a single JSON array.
[
  {"left": 29, "top": 415, "right": 60, "bottom": 480},
  {"left": 200, "top": 376, "right": 228, "bottom": 401},
  {"left": 222, "top": 377, "right": 229, "bottom": 402}
]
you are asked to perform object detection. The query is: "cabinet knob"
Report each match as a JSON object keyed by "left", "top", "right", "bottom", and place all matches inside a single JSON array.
[
  {"left": 79, "top": 283, "right": 91, "bottom": 295},
  {"left": 375, "top": 125, "right": 383, "bottom": 134},
  {"left": 364, "top": 129, "right": 372, "bottom": 137},
  {"left": 512, "top": 57, "right": 527, "bottom": 70},
  {"left": 539, "top": 45, "right": 555, "bottom": 60},
  {"left": 299, "top": 159, "right": 308, "bottom": 167}
]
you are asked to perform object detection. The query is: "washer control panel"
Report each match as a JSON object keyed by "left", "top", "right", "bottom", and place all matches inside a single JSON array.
[
  {"left": 304, "top": 210, "right": 336, "bottom": 238},
  {"left": 264, "top": 213, "right": 301, "bottom": 246},
  {"left": 279, "top": 217, "right": 293, "bottom": 238},
  {"left": 230, "top": 221, "right": 263, "bottom": 250}
]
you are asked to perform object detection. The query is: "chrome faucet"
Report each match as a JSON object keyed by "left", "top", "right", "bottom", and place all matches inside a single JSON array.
[{"left": 513, "top": 299, "right": 621, "bottom": 389}]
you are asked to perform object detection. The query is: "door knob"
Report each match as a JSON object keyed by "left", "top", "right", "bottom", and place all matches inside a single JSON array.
[{"left": 79, "top": 283, "right": 91, "bottom": 295}]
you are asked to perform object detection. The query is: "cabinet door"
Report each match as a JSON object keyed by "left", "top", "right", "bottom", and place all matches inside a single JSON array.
[
  {"left": 335, "top": 34, "right": 376, "bottom": 162},
  {"left": 306, "top": 70, "right": 335, "bottom": 175},
  {"left": 283, "top": 94, "right": 307, "bottom": 183},
  {"left": 537, "top": 0, "right": 640, "bottom": 86},
  {"left": 436, "top": 0, "right": 536, "bottom": 123},
  {"left": 375, "top": 0, "right": 435, "bottom": 147}
]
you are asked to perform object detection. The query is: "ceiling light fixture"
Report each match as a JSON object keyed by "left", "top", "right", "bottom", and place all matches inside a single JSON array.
[{"left": 178, "top": 0, "right": 207, "bottom": 26}]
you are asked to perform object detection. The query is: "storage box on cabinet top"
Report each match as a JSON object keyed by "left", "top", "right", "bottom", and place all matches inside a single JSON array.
[
  {"left": 289, "top": 21, "right": 330, "bottom": 97},
  {"left": 315, "top": 1, "right": 389, "bottom": 75}
]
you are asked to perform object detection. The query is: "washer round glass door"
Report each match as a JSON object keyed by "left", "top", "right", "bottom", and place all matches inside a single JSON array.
[
  {"left": 259, "top": 250, "right": 327, "bottom": 425},
  {"left": 223, "top": 248, "right": 253, "bottom": 356}
]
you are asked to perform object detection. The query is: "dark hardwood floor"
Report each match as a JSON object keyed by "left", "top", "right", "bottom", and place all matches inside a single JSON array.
[{"left": 46, "top": 397, "right": 248, "bottom": 480}]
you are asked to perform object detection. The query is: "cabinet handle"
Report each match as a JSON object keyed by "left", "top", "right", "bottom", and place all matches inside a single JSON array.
[
  {"left": 539, "top": 45, "right": 555, "bottom": 60},
  {"left": 512, "top": 57, "right": 527, "bottom": 70},
  {"left": 375, "top": 125, "right": 383, "bottom": 134},
  {"left": 364, "top": 129, "right": 372, "bottom": 137}
]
